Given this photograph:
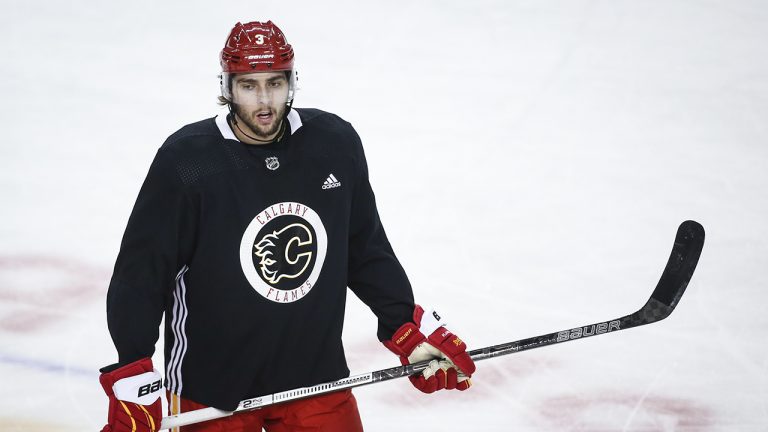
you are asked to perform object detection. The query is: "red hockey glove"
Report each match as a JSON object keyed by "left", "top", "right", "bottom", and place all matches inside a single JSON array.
[
  {"left": 384, "top": 305, "right": 476, "bottom": 393},
  {"left": 99, "top": 358, "right": 163, "bottom": 432}
]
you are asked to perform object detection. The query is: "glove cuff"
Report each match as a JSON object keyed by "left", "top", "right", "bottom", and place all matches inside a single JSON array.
[
  {"left": 99, "top": 358, "right": 155, "bottom": 396},
  {"left": 383, "top": 322, "right": 426, "bottom": 357}
]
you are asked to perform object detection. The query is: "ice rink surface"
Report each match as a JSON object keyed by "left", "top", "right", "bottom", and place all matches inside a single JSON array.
[{"left": 1, "top": 0, "right": 767, "bottom": 430}]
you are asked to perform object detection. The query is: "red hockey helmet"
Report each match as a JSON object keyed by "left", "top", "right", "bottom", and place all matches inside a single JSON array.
[
  {"left": 220, "top": 21, "right": 294, "bottom": 73},
  {"left": 219, "top": 21, "right": 297, "bottom": 105}
]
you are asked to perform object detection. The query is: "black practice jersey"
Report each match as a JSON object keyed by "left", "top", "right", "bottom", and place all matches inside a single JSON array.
[{"left": 105, "top": 108, "right": 415, "bottom": 410}]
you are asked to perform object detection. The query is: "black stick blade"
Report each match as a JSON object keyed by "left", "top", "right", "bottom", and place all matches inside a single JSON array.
[{"left": 625, "top": 220, "right": 705, "bottom": 326}]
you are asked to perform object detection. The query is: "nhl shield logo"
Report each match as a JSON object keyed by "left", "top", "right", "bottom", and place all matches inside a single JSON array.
[
  {"left": 265, "top": 157, "right": 280, "bottom": 170},
  {"left": 240, "top": 202, "right": 327, "bottom": 303}
]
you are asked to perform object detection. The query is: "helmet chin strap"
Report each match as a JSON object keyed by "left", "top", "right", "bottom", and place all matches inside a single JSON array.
[{"left": 227, "top": 102, "right": 292, "bottom": 144}]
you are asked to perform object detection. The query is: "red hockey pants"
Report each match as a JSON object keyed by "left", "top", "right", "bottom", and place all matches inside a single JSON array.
[{"left": 168, "top": 390, "right": 364, "bottom": 432}]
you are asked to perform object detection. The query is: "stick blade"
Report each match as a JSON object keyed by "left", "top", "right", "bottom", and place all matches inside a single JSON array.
[
  {"left": 652, "top": 220, "right": 705, "bottom": 308},
  {"left": 625, "top": 220, "right": 705, "bottom": 326}
]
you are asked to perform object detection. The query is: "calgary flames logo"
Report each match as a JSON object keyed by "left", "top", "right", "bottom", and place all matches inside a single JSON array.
[
  {"left": 253, "top": 223, "right": 313, "bottom": 284},
  {"left": 240, "top": 202, "right": 327, "bottom": 303}
]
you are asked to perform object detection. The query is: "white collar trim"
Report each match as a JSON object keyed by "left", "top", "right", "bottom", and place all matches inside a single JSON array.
[
  {"left": 286, "top": 109, "right": 302, "bottom": 134},
  {"left": 215, "top": 112, "right": 238, "bottom": 140},
  {"left": 215, "top": 108, "right": 302, "bottom": 142}
]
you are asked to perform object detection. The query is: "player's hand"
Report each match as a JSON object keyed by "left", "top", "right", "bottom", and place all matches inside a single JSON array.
[
  {"left": 384, "top": 305, "right": 475, "bottom": 393},
  {"left": 99, "top": 358, "right": 163, "bottom": 432}
]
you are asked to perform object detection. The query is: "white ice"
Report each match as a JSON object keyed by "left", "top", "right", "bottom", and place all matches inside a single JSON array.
[{"left": 1, "top": 0, "right": 767, "bottom": 431}]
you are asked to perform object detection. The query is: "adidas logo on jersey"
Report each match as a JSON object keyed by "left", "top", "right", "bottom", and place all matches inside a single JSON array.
[{"left": 322, "top": 174, "right": 341, "bottom": 190}]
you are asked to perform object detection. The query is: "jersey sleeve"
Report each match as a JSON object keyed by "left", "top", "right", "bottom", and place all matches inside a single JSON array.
[
  {"left": 106, "top": 148, "right": 197, "bottom": 365},
  {"left": 346, "top": 131, "right": 415, "bottom": 341}
]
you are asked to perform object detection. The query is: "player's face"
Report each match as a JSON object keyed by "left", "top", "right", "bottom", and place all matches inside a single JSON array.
[{"left": 231, "top": 72, "right": 290, "bottom": 140}]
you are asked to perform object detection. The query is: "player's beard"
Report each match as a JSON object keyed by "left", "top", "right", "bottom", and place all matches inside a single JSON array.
[{"left": 233, "top": 103, "right": 287, "bottom": 139}]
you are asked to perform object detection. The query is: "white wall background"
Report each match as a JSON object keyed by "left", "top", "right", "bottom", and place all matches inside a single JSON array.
[{"left": 1, "top": 1, "right": 766, "bottom": 430}]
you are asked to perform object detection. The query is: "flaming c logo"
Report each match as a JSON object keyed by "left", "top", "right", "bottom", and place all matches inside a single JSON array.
[
  {"left": 240, "top": 202, "right": 327, "bottom": 303},
  {"left": 254, "top": 223, "right": 313, "bottom": 284}
]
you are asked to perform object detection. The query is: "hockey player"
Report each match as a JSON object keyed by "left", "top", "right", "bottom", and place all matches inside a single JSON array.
[{"left": 99, "top": 21, "right": 476, "bottom": 432}]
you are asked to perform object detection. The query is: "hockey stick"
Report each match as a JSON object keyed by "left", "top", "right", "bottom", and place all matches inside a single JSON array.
[{"left": 160, "top": 220, "right": 704, "bottom": 430}]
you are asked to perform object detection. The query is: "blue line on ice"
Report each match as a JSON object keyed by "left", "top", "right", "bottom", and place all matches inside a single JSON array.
[{"left": 0, "top": 352, "right": 96, "bottom": 378}]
